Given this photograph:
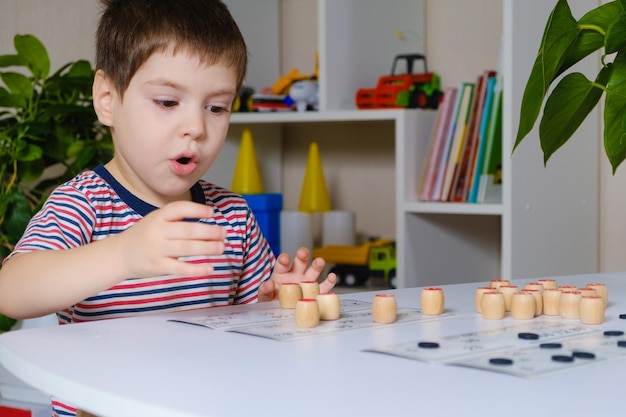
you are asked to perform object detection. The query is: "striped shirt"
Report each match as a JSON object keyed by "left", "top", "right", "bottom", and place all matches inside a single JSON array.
[{"left": 7, "top": 165, "right": 275, "bottom": 417}]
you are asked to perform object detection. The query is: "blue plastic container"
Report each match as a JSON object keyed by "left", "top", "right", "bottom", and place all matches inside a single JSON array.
[{"left": 242, "top": 193, "right": 283, "bottom": 256}]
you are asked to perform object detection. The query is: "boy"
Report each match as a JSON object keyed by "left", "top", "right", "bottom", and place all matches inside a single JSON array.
[{"left": 0, "top": 1, "right": 336, "bottom": 415}]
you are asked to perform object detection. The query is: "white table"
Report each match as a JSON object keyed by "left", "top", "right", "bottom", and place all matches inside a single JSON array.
[{"left": 2, "top": 272, "right": 626, "bottom": 417}]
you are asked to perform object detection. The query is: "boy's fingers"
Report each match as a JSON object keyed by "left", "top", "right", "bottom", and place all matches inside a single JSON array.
[
  {"left": 290, "top": 247, "right": 311, "bottom": 275},
  {"left": 258, "top": 280, "right": 277, "bottom": 302},
  {"left": 160, "top": 258, "right": 214, "bottom": 278},
  {"left": 273, "top": 253, "right": 293, "bottom": 275},
  {"left": 302, "top": 257, "right": 326, "bottom": 282},
  {"left": 168, "top": 222, "right": 226, "bottom": 242},
  {"left": 161, "top": 201, "right": 214, "bottom": 222},
  {"left": 319, "top": 272, "right": 337, "bottom": 294},
  {"left": 166, "top": 240, "right": 225, "bottom": 259}
]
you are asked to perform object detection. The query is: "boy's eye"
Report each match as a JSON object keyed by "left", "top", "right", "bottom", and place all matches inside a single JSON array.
[
  {"left": 154, "top": 99, "right": 178, "bottom": 108},
  {"left": 206, "top": 105, "right": 229, "bottom": 114}
]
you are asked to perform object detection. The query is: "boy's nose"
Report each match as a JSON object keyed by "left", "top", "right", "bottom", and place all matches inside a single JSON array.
[{"left": 181, "top": 109, "right": 206, "bottom": 139}]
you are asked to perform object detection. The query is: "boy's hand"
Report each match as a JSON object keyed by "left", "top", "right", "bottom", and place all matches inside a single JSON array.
[
  {"left": 258, "top": 247, "right": 337, "bottom": 302},
  {"left": 116, "top": 201, "right": 226, "bottom": 279}
]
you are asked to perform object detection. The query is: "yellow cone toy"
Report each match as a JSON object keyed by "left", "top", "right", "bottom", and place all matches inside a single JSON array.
[
  {"left": 231, "top": 127, "right": 263, "bottom": 194},
  {"left": 298, "top": 142, "right": 331, "bottom": 212}
]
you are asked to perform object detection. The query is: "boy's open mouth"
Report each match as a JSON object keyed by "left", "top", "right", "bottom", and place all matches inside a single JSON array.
[{"left": 177, "top": 157, "right": 191, "bottom": 165}]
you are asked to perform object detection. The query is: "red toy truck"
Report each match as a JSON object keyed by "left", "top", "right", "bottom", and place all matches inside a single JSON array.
[{"left": 356, "top": 54, "right": 442, "bottom": 110}]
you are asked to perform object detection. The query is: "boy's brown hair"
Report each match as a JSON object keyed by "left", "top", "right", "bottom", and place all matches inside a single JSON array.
[{"left": 96, "top": 0, "right": 248, "bottom": 97}]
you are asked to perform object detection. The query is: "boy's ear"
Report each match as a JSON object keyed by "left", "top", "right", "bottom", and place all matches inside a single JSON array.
[{"left": 92, "top": 69, "right": 114, "bottom": 127}]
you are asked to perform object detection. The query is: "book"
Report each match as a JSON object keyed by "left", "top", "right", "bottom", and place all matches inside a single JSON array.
[
  {"left": 477, "top": 73, "right": 503, "bottom": 204},
  {"left": 439, "top": 82, "right": 474, "bottom": 201},
  {"left": 416, "top": 96, "right": 446, "bottom": 200},
  {"left": 451, "top": 70, "right": 497, "bottom": 202},
  {"left": 432, "top": 86, "right": 463, "bottom": 201},
  {"left": 419, "top": 87, "right": 458, "bottom": 201},
  {"left": 468, "top": 75, "right": 497, "bottom": 203}
]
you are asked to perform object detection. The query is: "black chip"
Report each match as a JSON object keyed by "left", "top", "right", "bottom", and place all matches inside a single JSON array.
[
  {"left": 539, "top": 343, "right": 562, "bottom": 349},
  {"left": 489, "top": 358, "right": 513, "bottom": 365},
  {"left": 617, "top": 340, "right": 626, "bottom": 348},
  {"left": 417, "top": 342, "right": 440, "bottom": 349},
  {"left": 572, "top": 351, "right": 596, "bottom": 359},
  {"left": 518, "top": 332, "right": 540, "bottom": 340},
  {"left": 552, "top": 355, "right": 574, "bottom": 363},
  {"left": 604, "top": 330, "right": 625, "bottom": 337}
]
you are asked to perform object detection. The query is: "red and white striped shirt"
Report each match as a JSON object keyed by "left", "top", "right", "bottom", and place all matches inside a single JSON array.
[
  {"left": 11, "top": 165, "right": 275, "bottom": 322},
  {"left": 7, "top": 165, "right": 276, "bottom": 417}
]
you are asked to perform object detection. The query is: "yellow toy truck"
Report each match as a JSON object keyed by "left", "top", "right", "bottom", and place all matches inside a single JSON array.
[{"left": 313, "top": 238, "right": 397, "bottom": 288}]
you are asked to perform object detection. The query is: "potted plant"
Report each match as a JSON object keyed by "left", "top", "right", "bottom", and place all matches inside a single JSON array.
[
  {"left": 514, "top": 0, "right": 626, "bottom": 173},
  {"left": 0, "top": 34, "right": 113, "bottom": 332}
]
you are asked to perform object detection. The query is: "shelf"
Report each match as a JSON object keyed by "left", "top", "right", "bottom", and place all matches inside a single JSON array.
[
  {"left": 403, "top": 202, "right": 503, "bottom": 216},
  {"left": 230, "top": 109, "right": 408, "bottom": 125}
]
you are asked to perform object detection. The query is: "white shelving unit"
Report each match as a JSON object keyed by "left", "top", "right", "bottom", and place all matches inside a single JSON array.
[
  {"left": 398, "top": 0, "right": 599, "bottom": 287},
  {"left": 218, "top": 0, "right": 600, "bottom": 289}
]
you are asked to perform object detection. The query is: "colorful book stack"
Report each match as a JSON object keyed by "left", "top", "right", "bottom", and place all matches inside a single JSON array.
[{"left": 417, "top": 69, "right": 502, "bottom": 203}]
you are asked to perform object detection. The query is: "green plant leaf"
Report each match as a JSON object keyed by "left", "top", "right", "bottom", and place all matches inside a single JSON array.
[
  {"left": 17, "top": 143, "right": 43, "bottom": 162},
  {"left": 0, "top": 72, "right": 33, "bottom": 99},
  {"left": 514, "top": 0, "right": 580, "bottom": 151},
  {"left": 514, "top": 59, "right": 544, "bottom": 151},
  {"left": 14, "top": 34, "right": 50, "bottom": 80},
  {"left": 0, "top": 54, "right": 27, "bottom": 69},
  {"left": 540, "top": 66, "right": 612, "bottom": 163},
  {"left": 0, "top": 314, "right": 17, "bottom": 333},
  {"left": 542, "top": 0, "right": 581, "bottom": 83},
  {"left": 73, "top": 143, "right": 97, "bottom": 169},
  {"left": 606, "top": 15, "right": 626, "bottom": 54},
  {"left": 0, "top": 85, "right": 26, "bottom": 108},
  {"left": 3, "top": 191, "right": 32, "bottom": 244},
  {"left": 562, "top": 2, "right": 621, "bottom": 71},
  {"left": 604, "top": 50, "right": 626, "bottom": 173},
  {"left": 67, "top": 60, "right": 93, "bottom": 78},
  {"left": 558, "top": 31, "right": 604, "bottom": 76},
  {"left": 66, "top": 140, "right": 85, "bottom": 158},
  {"left": 18, "top": 158, "right": 45, "bottom": 183}
]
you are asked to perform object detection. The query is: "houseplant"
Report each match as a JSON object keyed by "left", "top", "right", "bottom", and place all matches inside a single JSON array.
[
  {"left": 0, "top": 34, "right": 113, "bottom": 332},
  {"left": 514, "top": 0, "right": 626, "bottom": 173}
]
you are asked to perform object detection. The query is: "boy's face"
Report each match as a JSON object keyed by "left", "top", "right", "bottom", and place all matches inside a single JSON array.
[{"left": 95, "top": 49, "right": 238, "bottom": 206}]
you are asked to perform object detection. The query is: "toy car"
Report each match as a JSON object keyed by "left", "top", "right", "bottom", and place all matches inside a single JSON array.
[{"left": 355, "top": 54, "right": 442, "bottom": 110}]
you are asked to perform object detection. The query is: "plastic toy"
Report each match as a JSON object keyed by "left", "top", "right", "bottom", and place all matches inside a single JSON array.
[
  {"left": 355, "top": 54, "right": 442, "bottom": 110},
  {"left": 271, "top": 67, "right": 316, "bottom": 96},
  {"left": 298, "top": 142, "right": 331, "bottom": 213},
  {"left": 252, "top": 52, "right": 319, "bottom": 112},
  {"left": 287, "top": 79, "right": 318, "bottom": 112},
  {"left": 250, "top": 92, "right": 294, "bottom": 112},
  {"left": 231, "top": 127, "right": 263, "bottom": 194},
  {"left": 313, "top": 238, "right": 397, "bottom": 288},
  {"left": 232, "top": 86, "right": 255, "bottom": 112}
]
